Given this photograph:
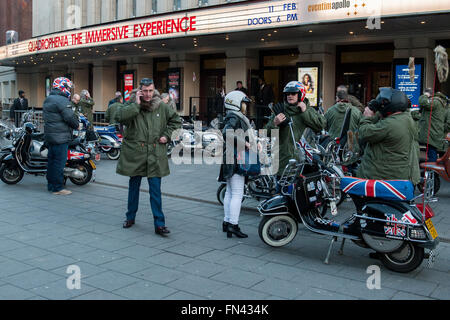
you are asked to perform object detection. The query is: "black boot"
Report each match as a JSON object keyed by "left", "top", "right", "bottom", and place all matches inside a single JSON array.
[
  {"left": 222, "top": 221, "right": 229, "bottom": 232},
  {"left": 227, "top": 224, "right": 248, "bottom": 239}
]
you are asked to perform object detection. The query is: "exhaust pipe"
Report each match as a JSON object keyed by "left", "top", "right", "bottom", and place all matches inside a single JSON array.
[{"left": 64, "top": 168, "right": 85, "bottom": 179}]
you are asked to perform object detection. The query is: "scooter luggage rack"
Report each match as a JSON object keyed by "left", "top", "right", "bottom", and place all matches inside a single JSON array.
[{"left": 278, "top": 160, "right": 299, "bottom": 188}]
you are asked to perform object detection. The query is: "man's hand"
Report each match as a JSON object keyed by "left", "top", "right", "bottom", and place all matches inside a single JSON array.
[
  {"left": 159, "top": 136, "right": 168, "bottom": 144},
  {"left": 274, "top": 113, "right": 286, "bottom": 126},
  {"left": 136, "top": 90, "right": 143, "bottom": 105},
  {"left": 298, "top": 101, "right": 307, "bottom": 113},
  {"left": 364, "top": 107, "right": 376, "bottom": 118}
]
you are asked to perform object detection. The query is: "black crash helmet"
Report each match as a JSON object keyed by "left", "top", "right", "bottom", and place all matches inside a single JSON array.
[{"left": 375, "top": 87, "right": 409, "bottom": 117}]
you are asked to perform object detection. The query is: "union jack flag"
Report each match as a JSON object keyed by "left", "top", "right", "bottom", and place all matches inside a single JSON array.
[
  {"left": 341, "top": 177, "right": 415, "bottom": 201},
  {"left": 384, "top": 214, "right": 407, "bottom": 237}
]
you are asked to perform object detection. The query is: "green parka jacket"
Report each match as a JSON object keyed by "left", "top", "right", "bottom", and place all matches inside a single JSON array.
[
  {"left": 357, "top": 112, "right": 420, "bottom": 185},
  {"left": 325, "top": 102, "right": 362, "bottom": 139},
  {"left": 80, "top": 97, "right": 95, "bottom": 125},
  {"left": 418, "top": 92, "right": 449, "bottom": 151},
  {"left": 265, "top": 101, "right": 326, "bottom": 175},
  {"left": 116, "top": 97, "right": 182, "bottom": 178},
  {"left": 105, "top": 102, "right": 123, "bottom": 125}
]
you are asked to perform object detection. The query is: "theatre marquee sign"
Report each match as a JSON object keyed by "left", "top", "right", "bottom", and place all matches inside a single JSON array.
[{"left": 0, "top": 0, "right": 448, "bottom": 61}]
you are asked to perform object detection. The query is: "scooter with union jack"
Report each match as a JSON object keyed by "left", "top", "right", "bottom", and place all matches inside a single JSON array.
[{"left": 257, "top": 121, "right": 439, "bottom": 273}]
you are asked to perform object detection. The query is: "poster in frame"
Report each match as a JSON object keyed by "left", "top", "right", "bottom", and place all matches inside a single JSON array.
[{"left": 297, "top": 62, "right": 321, "bottom": 108}]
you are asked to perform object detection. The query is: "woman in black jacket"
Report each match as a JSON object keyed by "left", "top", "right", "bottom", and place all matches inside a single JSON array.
[{"left": 218, "top": 90, "right": 257, "bottom": 238}]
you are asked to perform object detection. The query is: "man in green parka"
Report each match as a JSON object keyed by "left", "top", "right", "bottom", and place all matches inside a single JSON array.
[
  {"left": 325, "top": 85, "right": 362, "bottom": 139},
  {"left": 418, "top": 91, "right": 449, "bottom": 162},
  {"left": 357, "top": 88, "right": 420, "bottom": 186},
  {"left": 117, "top": 78, "right": 182, "bottom": 236},
  {"left": 105, "top": 95, "right": 123, "bottom": 126},
  {"left": 265, "top": 81, "right": 326, "bottom": 176},
  {"left": 80, "top": 90, "right": 95, "bottom": 128}
]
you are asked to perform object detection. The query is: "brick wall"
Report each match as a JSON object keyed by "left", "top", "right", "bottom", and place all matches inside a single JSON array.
[{"left": 0, "top": 0, "right": 32, "bottom": 47}]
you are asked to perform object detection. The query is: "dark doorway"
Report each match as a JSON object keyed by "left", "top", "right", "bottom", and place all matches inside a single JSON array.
[
  {"left": 199, "top": 54, "right": 226, "bottom": 123},
  {"left": 336, "top": 43, "right": 394, "bottom": 106}
]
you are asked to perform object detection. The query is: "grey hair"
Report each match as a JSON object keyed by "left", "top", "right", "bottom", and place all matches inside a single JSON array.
[
  {"left": 161, "top": 93, "right": 170, "bottom": 100},
  {"left": 115, "top": 91, "right": 122, "bottom": 98},
  {"left": 81, "top": 89, "right": 90, "bottom": 98}
]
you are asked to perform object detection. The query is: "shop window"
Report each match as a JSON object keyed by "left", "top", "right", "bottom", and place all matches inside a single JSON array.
[
  {"left": 202, "top": 58, "right": 226, "bottom": 70},
  {"left": 173, "top": 0, "right": 182, "bottom": 10},
  {"left": 198, "top": 0, "right": 209, "bottom": 6},
  {"left": 152, "top": 0, "right": 157, "bottom": 13},
  {"left": 154, "top": 58, "right": 170, "bottom": 94}
]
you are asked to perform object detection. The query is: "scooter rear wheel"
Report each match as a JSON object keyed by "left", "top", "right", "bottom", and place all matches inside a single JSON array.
[
  {"left": 217, "top": 184, "right": 246, "bottom": 206},
  {"left": 0, "top": 164, "right": 24, "bottom": 185},
  {"left": 379, "top": 242, "right": 425, "bottom": 273},
  {"left": 69, "top": 163, "right": 93, "bottom": 186},
  {"left": 259, "top": 215, "right": 298, "bottom": 248}
]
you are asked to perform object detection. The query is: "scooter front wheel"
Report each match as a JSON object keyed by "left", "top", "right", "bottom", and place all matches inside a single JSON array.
[
  {"left": 379, "top": 242, "right": 424, "bottom": 273},
  {"left": 0, "top": 164, "right": 24, "bottom": 185},
  {"left": 106, "top": 148, "right": 120, "bottom": 160},
  {"left": 259, "top": 215, "right": 298, "bottom": 248}
]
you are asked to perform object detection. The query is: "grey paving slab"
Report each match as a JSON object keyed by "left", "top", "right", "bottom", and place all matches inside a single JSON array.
[
  {"left": 216, "top": 254, "right": 269, "bottom": 272},
  {"left": 72, "top": 290, "right": 127, "bottom": 300},
  {"left": 208, "top": 285, "right": 270, "bottom": 300},
  {"left": 48, "top": 242, "right": 98, "bottom": 257},
  {"left": 251, "top": 279, "right": 306, "bottom": 299},
  {"left": 163, "top": 243, "right": 214, "bottom": 258},
  {"left": 113, "top": 244, "right": 163, "bottom": 260},
  {"left": 225, "top": 244, "right": 272, "bottom": 258},
  {"left": 146, "top": 252, "right": 195, "bottom": 268},
  {"left": 100, "top": 257, "right": 155, "bottom": 275},
  {"left": 430, "top": 285, "right": 450, "bottom": 300},
  {"left": 4, "top": 269, "right": 63, "bottom": 290},
  {"left": 29, "top": 279, "right": 97, "bottom": 300},
  {"left": 1, "top": 246, "right": 52, "bottom": 261},
  {"left": 70, "top": 249, "right": 126, "bottom": 266},
  {"left": 0, "top": 260, "right": 35, "bottom": 279},
  {"left": 165, "top": 291, "right": 205, "bottom": 300},
  {"left": 167, "top": 275, "right": 229, "bottom": 298},
  {"left": 297, "top": 287, "right": 361, "bottom": 300},
  {"left": 175, "top": 260, "right": 227, "bottom": 278},
  {"left": 210, "top": 269, "right": 266, "bottom": 289},
  {"left": 113, "top": 281, "right": 178, "bottom": 300},
  {"left": 0, "top": 284, "right": 36, "bottom": 300},
  {"left": 0, "top": 239, "right": 28, "bottom": 253},
  {"left": 83, "top": 271, "right": 139, "bottom": 292},
  {"left": 50, "top": 261, "right": 108, "bottom": 279},
  {"left": 135, "top": 265, "right": 186, "bottom": 285},
  {"left": 391, "top": 291, "right": 435, "bottom": 300},
  {"left": 23, "top": 253, "right": 78, "bottom": 270}
]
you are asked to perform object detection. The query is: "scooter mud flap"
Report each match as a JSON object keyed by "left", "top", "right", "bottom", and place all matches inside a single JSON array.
[
  {"left": 426, "top": 250, "right": 436, "bottom": 268},
  {"left": 258, "top": 195, "right": 289, "bottom": 215}
]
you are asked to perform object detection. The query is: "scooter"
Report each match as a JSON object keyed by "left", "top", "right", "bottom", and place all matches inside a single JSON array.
[
  {"left": 257, "top": 122, "right": 439, "bottom": 273},
  {"left": 77, "top": 115, "right": 121, "bottom": 160},
  {"left": 0, "top": 123, "right": 96, "bottom": 186},
  {"left": 418, "top": 133, "right": 450, "bottom": 195}
]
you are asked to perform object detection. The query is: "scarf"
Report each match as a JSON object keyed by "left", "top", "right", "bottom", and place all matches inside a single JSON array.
[{"left": 229, "top": 110, "right": 258, "bottom": 152}]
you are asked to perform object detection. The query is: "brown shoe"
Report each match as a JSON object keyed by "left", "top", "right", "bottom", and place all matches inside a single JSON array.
[
  {"left": 53, "top": 189, "right": 72, "bottom": 196},
  {"left": 123, "top": 220, "right": 135, "bottom": 229}
]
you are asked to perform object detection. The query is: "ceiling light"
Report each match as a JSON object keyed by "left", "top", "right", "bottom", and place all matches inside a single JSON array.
[
  {"left": 273, "top": 30, "right": 278, "bottom": 33},
  {"left": 162, "top": 43, "right": 166, "bottom": 47},
  {"left": 420, "top": 21, "right": 426, "bottom": 24},
  {"left": 261, "top": 38, "right": 265, "bottom": 41},
  {"left": 349, "top": 31, "right": 354, "bottom": 35},
  {"left": 308, "top": 30, "right": 313, "bottom": 33}
]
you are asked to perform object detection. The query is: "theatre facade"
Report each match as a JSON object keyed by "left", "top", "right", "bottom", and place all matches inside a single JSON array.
[{"left": 0, "top": 0, "right": 449, "bottom": 123}]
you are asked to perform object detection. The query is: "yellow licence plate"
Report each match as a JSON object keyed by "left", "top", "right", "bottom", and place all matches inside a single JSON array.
[
  {"left": 425, "top": 219, "right": 438, "bottom": 240},
  {"left": 89, "top": 160, "right": 97, "bottom": 170}
]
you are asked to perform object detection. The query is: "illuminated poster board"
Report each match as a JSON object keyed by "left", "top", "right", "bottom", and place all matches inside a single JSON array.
[
  {"left": 124, "top": 73, "right": 134, "bottom": 102},
  {"left": 393, "top": 58, "right": 424, "bottom": 110},
  {"left": 167, "top": 68, "right": 182, "bottom": 111},
  {"left": 298, "top": 62, "right": 321, "bottom": 107}
]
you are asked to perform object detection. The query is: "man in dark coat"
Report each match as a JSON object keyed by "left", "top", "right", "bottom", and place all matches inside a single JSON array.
[
  {"left": 255, "top": 78, "right": 274, "bottom": 129},
  {"left": 43, "top": 77, "right": 79, "bottom": 195},
  {"left": 117, "top": 78, "right": 182, "bottom": 236},
  {"left": 10, "top": 90, "right": 29, "bottom": 127},
  {"left": 235, "top": 81, "right": 248, "bottom": 95}
]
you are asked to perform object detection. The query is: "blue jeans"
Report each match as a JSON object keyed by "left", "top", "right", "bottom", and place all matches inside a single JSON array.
[
  {"left": 427, "top": 146, "right": 438, "bottom": 163},
  {"left": 125, "top": 176, "right": 166, "bottom": 229},
  {"left": 47, "top": 143, "right": 69, "bottom": 192}
]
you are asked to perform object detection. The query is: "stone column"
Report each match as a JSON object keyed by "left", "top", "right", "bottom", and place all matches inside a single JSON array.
[
  {"left": 92, "top": 61, "right": 117, "bottom": 111},
  {"left": 70, "top": 64, "right": 90, "bottom": 97},
  {"left": 126, "top": 57, "right": 154, "bottom": 83}
]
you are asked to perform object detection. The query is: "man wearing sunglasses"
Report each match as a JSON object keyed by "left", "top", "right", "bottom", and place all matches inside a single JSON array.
[
  {"left": 116, "top": 78, "right": 182, "bottom": 237},
  {"left": 265, "top": 81, "right": 326, "bottom": 176}
]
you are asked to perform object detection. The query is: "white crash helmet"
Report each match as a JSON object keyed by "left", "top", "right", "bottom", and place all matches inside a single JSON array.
[{"left": 224, "top": 90, "right": 251, "bottom": 112}]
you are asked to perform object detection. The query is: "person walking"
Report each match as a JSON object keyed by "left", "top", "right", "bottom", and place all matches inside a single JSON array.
[
  {"left": 43, "top": 77, "right": 79, "bottom": 195},
  {"left": 418, "top": 91, "right": 449, "bottom": 162},
  {"left": 10, "top": 90, "right": 29, "bottom": 127},
  {"left": 117, "top": 78, "right": 182, "bottom": 237},
  {"left": 218, "top": 90, "right": 258, "bottom": 239},
  {"left": 80, "top": 90, "right": 95, "bottom": 128}
]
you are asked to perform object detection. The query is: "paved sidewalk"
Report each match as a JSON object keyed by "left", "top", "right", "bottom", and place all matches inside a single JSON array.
[{"left": 0, "top": 164, "right": 449, "bottom": 300}]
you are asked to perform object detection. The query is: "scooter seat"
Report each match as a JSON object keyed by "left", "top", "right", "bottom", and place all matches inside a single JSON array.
[
  {"left": 341, "top": 177, "right": 415, "bottom": 202},
  {"left": 95, "top": 126, "right": 115, "bottom": 134}
]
